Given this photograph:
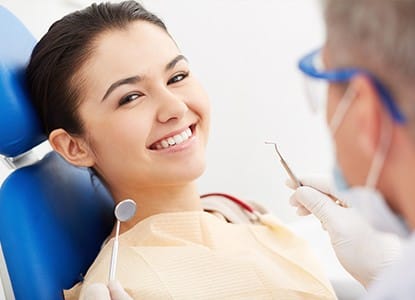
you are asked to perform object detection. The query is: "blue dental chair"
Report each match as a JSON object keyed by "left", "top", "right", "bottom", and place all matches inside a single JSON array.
[{"left": 0, "top": 6, "right": 114, "bottom": 300}]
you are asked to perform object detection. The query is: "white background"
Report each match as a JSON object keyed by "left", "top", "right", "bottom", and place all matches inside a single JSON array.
[
  {"left": 1, "top": 2, "right": 367, "bottom": 298},
  {"left": 0, "top": 0, "right": 333, "bottom": 223}
]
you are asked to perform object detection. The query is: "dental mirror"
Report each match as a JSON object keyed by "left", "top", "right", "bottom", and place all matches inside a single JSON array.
[{"left": 109, "top": 199, "right": 136, "bottom": 282}]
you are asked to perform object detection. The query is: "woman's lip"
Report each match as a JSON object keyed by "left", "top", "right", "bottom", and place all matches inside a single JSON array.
[{"left": 148, "top": 124, "right": 195, "bottom": 149}]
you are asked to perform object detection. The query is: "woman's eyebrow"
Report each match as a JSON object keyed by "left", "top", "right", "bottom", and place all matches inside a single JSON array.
[
  {"left": 165, "top": 54, "right": 188, "bottom": 71},
  {"left": 102, "top": 75, "right": 141, "bottom": 102},
  {"left": 101, "top": 55, "right": 187, "bottom": 102}
]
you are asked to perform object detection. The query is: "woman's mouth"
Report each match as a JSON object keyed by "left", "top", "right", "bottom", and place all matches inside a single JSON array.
[{"left": 149, "top": 125, "right": 194, "bottom": 150}]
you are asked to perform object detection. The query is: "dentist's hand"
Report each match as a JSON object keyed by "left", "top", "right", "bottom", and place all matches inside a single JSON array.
[
  {"left": 83, "top": 280, "right": 133, "bottom": 300},
  {"left": 288, "top": 178, "right": 402, "bottom": 287}
]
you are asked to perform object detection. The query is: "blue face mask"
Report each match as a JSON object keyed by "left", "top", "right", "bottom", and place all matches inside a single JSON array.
[{"left": 332, "top": 163, "right": 349, "bottom": 192}]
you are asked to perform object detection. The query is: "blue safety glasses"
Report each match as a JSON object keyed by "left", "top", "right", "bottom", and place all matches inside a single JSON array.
[{"left": 298, "top": 49, "right": 406, "bottom": 124}]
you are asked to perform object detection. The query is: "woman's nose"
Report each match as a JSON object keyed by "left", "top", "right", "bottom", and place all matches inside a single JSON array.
[{"left": 156, "top": 89, "right": 188, "bottom": 123}]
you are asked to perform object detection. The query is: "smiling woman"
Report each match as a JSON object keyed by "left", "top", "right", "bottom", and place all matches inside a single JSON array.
[
  {"left": 47, "top": 19, "right": 210, "bottom": 208},
  {"left": 26, "top": 1, "right": 336, "bottom": 299}
]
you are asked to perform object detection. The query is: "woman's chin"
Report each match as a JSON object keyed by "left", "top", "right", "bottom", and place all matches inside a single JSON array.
[{"left": 164, "top": 160, "right": 206, "bottom": 185}]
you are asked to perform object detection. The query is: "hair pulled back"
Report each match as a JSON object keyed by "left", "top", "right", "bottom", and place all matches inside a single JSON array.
[{"left": 26, "top": 1, "right": 167, "bottom": 136}]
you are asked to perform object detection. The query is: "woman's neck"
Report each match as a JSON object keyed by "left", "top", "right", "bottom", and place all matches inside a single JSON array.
[{"left": 112, "top": 182, "right": 202, "bottom": 235}]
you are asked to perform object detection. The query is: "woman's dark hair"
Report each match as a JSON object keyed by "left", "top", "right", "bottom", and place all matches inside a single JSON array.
[{"left": 26, "top": 1, "right": 167, "bottom": 136}]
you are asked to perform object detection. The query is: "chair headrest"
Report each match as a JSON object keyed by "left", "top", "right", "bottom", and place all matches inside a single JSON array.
[{"left": 0, "top": 6, "right": 46, "bottom": 158}]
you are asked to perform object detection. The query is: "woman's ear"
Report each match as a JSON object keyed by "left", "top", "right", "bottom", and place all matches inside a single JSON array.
[
  {"left": 349, "top": 75, "right": 385, "bottom": 157},
  {"left": 49, "top": 128, "right": 95, "bottom": 167}
]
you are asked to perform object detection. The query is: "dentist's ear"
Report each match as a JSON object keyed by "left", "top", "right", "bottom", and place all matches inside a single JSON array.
[
  {"left": 349, "top": 75, "right": 386, "bottom": 157},
  {"left": 49, "top": 128, "right": 95, "bottom": 167}
]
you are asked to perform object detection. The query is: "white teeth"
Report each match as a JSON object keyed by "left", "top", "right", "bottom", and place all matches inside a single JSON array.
[
  {"left": 167, "top": 137, "right": 175, "bottom": 145},
  {"left": 161, "top": 140, "right": 169, "bottom": 148},
  {"left": 181, "top": 131, "right": 189, "bottom": 141},
  {"left": 152, "top": 127, "right": 193, "bottom": 150},
  {"left": 186, "top": 128, "right": 192, "bottom": 137},
  {"left": 173, "top": 134, "right": 183, "bottom": 144}
]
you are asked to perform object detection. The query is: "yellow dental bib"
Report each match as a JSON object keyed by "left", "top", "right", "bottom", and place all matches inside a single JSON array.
[{"left": 65, "top": 211, "right": 336, "bottom": 300}]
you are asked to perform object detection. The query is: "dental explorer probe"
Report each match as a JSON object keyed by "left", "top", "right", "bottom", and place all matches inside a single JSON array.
[
  {"left": 264, "top": 141, "right": 348, "bottom": 208},
  {"left": 109, "top": 199, "right": 137, "bottom": 282}
]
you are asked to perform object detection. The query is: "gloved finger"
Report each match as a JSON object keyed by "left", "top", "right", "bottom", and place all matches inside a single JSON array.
[
  {"left": 291, "top": 186, "right": 341, "bottom": 224},
  {"left": 296, "top": 206, "right": 311, "bottom": 216},
  {"left": 83, "top": 283, "right": 111, "bottom": 300},
  {"left": 289, "top": 194, "right": 301, "bottom": 207},
  {"left": 108, "top": 280, "right": 133, "bottom": 300},
  {"left": 319, "top": 220, "right": 328, "bottom": 231},
  {"left": 289, "top": 195, "right": 311, "bottom": 215}
]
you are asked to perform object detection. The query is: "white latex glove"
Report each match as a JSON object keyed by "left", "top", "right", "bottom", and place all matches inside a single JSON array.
[
  {"left": 83, "top": 280, "right": 133, "bottom": 300},
  {"left": 287, "top": 177, "right": 402, "bottom": 288},
  {"left": 288, "top": 176, "right": 410, "bottom": 237}
]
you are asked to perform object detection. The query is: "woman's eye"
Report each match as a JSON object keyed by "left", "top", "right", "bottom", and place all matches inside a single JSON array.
[
  {"left": 118, "top": 93, "right": 142, "bottom": 106},
  {"left": 167, "top": 72, "right": 189, "bottom": 85}
]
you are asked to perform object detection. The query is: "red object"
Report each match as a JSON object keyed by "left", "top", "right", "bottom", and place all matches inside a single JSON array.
[{"left": 200, "top": 193, "right": 255, "bottom": 214}]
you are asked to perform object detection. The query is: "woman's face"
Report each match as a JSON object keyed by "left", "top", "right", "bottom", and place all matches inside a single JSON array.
[{"left": 76, "top": 21, "right": 210, "bottom": 195}]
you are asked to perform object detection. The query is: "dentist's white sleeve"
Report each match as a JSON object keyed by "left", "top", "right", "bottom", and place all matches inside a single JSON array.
[{"left": 363, "top": 232, "right": 415, "bottom": 300}]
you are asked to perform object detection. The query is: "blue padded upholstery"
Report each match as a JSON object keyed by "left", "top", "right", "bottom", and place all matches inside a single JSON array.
[
  {"left": 0, "top": 6, "right": 45, "bottom": 158},
  {"left": 0, "top": 6, "right": 114, "bottom": 300},
  {"left": 0, "top": 152, "right": 114, "bottom": 299}
]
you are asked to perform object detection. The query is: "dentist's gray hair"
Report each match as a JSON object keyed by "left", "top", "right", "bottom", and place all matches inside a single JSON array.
[{"left": 323, "top": 0, "right": 415, "bottom": 126}]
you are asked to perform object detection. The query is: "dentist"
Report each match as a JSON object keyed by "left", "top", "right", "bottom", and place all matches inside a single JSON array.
[{"left": 290, "top": 0, "right": 415, "bottom": 298}]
